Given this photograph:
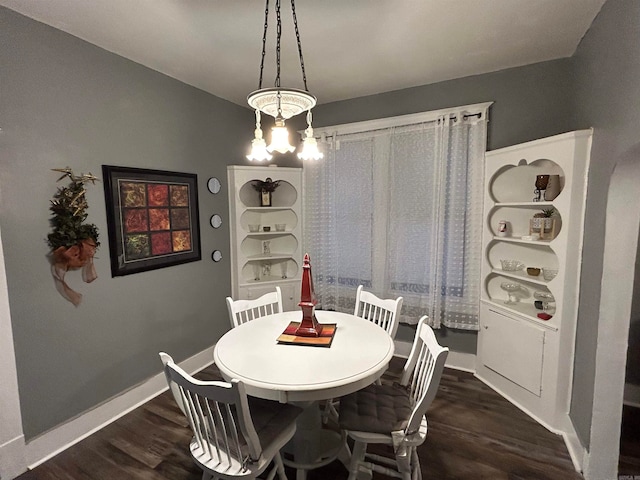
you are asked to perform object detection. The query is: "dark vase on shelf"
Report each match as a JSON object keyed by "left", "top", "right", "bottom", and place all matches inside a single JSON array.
[{"left": 533, "top": 174, "right": 550, "bottom": 202}]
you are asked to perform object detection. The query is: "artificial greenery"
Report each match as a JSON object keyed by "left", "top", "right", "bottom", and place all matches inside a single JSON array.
[
  {"left": 47, "top": 169, "right": 100, "bottom": 250},
  {"left": 533, "top": 207, "right": 556, "bottom": 218},
  {"left": 251, "top": 177, "right": 280, "bottom": 193}
]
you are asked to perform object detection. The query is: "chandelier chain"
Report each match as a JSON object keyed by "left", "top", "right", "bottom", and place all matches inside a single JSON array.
[
  {"left": 275, "top": 0, "right": 282, "bottom": 88},
  {"left": 290, "top": 0, "right": 309, "bottom": 91},
  {"left": 258, "top": 0, "right": 269, "bottom": 89}
]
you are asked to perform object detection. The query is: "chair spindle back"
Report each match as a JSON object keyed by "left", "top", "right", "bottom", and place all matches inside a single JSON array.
[{"left": 354, "top": 285, "right": 403, "bottom": 339}]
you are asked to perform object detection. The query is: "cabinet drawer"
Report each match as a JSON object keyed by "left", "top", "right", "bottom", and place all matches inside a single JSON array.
[{"left": 480, "top": 304, "right": 545, "bottom": 396}]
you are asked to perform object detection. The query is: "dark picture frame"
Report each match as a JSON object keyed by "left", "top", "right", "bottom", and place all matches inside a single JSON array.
[{"left": 102, "top": 165, "right": 201, "bottom": 277}]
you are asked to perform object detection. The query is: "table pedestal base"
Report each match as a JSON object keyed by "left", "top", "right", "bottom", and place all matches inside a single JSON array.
[{"left": 283, "top": 401, "right": 347, "bottom": 480}]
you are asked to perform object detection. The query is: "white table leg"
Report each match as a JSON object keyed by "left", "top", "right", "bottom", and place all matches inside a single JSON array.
[{"left": 283, "top": 401, "right": 345, "bottom": 479}]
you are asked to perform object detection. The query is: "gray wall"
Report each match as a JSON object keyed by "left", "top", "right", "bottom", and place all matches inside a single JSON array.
[
  {"left": 569, "top": 0, "right": 640, "bottom": 447},
  {"left": 313, "top": 58, "right": 577, "bottom": 351},
  {"left": 0, "top": 7, "right": 252, "bottom": 439},
  {"left": 313, "top": 58, "right": 575, "bottom": 152}
]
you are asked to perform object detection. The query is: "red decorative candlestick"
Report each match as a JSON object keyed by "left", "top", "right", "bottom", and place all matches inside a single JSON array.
[{"left": 295, "top": 253, "right": 323, "bottom": 337}]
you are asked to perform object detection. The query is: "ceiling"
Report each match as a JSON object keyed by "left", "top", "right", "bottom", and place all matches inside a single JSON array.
[{"left": 1, "top": 0, "right": 606, "bottom": 108}]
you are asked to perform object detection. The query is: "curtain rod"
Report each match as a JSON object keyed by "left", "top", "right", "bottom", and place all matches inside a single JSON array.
[{"left": 308, "top": 101, "right": 493, "bottom": 139}]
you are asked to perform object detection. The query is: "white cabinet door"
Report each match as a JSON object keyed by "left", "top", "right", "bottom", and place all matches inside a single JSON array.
[
  {"left": 480, "top": 305, "right": 545, "bottom": 396},
  {"left": 279, "top": 283, "right": 298, "bottom": 312}
]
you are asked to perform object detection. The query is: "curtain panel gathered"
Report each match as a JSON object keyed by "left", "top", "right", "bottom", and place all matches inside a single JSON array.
[{"left": 303, "top": 105, "right": 489, "bottom": 330}]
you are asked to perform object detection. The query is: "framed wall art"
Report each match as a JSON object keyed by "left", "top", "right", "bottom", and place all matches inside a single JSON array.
[{"left": 102, "top": 165, "right": 201, "bottom": 277}]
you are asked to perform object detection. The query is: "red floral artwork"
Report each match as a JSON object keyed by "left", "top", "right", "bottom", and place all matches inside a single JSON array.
[
  {"left": 147, "top": 184, "right": 169, "bottom": 207},
  {"left": 120, "top": 182, "right": 146, "bottom": 207},
  {"left": 104, "top": 165, "right": 201, "bottom": 276},
  {"left": 124, "top": 209, "right": 149, "bottom": 233},
  {"left": 151, "top": 232, "right": 172, "bottom": 255},
  {"left": 170, "top": 185, "right": 189, "bottom": 206},
  {"left": 149, "top": 208, "right": 170, "bottom": 231},
  {"left": 172, "top": 230, "right": 191, "bottom": 252},
  {"left": 170, "top": 208, "right": 190, "bottom": 230}
]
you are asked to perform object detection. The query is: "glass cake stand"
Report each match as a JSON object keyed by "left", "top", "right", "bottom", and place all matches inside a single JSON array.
[{"left": 500, "top": 282, "right": 521, "bottom": 305}]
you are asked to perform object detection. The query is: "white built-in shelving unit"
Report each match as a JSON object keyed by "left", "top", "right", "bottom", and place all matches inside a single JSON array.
[
  {"left": 227, "top": 166, "right": 302, "bottom": 311},
  {"left": 476, "top": 130, "right": 592, "bottom": 432}
]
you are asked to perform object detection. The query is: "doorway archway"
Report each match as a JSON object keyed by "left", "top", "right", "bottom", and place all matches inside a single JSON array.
[{"left": 585, "top": 143, "right": 640, "bottom": 479}]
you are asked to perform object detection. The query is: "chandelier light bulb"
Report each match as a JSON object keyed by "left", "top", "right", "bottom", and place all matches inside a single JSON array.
[
  {"left": 267, "top": 117, "right": 295, "bottom": 154},
  {"left": 246, "top": 110, "right": 273, "bottom": 161},
  {"left": 298, "top": 110, "right": 323, "bottom": 160},
  {"left": 247, "top": 135, "right": 273, "bottom": 162}
]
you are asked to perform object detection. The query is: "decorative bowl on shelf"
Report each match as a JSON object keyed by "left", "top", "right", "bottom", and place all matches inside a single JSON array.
[
  {"left": 263, "top": 226, "right": 271, "bottom": 232},
  {"left": 500, "top": 259, "right": 524, "bottom": 271},
  {"left": 500, "top": 282, "right": 521, "bottom": 305},
  {"left": 248, "top": 224, "right": 260, "bottom": 232},
  {"left": 526, "top": 267, "right": 541, "bottom": 276},
  {"left": 543, "top": 268, "right": 558, "bottom": 281}
]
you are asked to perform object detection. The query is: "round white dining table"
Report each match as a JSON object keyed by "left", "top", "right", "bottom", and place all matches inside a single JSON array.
[
  {"left": 214, "top": 310, "right": 395, "bottom": 403},
  {"left": 214, "top": 309, "right": 395, "bottom": 480}
]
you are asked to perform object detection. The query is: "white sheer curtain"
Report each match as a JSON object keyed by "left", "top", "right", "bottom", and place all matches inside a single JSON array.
[{"left": 303, "top": 105, "right": 488, "bottom": 330}]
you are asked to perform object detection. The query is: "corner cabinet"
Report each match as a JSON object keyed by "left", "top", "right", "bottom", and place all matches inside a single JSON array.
[
  {"left": 476, "top": 130, "right": 592, "bottom": 432},
  {"left": 227, "top": 166, "right": 303, "bottom": 312}
]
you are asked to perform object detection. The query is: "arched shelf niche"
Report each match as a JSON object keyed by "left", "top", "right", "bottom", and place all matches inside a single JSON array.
[
  {"left": 489, "top": 158, "right": 565, "bottom": 203},
  {"left": 239, "top": 180, "right": 297, "bottom": 208}
]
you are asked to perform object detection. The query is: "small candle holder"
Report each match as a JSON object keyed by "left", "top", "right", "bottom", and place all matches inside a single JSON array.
[{"left": 533, "top": 174, "right": 549, "bottom": 202}]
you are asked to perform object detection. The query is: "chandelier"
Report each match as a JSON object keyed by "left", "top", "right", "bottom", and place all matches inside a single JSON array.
[{"left": 246, "top": 0, "right": 323, "bottom": 162}]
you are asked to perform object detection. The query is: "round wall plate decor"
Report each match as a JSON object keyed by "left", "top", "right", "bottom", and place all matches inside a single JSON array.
[
  {"left": 212, "top": 250, "right": 223, "bottom": 262},
  {"left": 207, "top": 177, "right": 221, "bottom": 194},
  {"left": 210, "top": 214, "right": 222, "bottom": 229}
]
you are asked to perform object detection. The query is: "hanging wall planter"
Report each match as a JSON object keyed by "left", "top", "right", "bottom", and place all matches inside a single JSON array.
[{"left": 47, "top": 167, "right": 100, "bottom": 306}]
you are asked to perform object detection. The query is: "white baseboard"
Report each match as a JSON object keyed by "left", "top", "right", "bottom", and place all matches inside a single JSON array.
[
  {"left": 474, "top": 373, "right": 562, "bottom": 435},
  {"left": 0, "top": 434, "right": 26, "bottom": 480},
  {"left": 394, "top": 340, "right": 477, "bottom": 373},
  {"left": 560, "top": 416, "right": 586, "bottom": 474},
  {"left": 445, "top": 350, "right": 476, "bottom": 373},
  {"left": 475, "top": 374, "right": 583, "bottom": 476},
  {"left": 25, "top": 346, "right": 215, "bottom": 470},
  {"left": 394, "top": 339, "right": 413, "bottom": 358}
]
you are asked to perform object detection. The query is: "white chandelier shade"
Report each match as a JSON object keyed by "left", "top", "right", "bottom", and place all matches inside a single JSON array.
[
  {"left": 246, "top": 110, "right": 273, "bottom": 162},
  {"left": 267, "top": 118, "right": 295, "bottom": 154},
  {"left": 298, "top": 110, "right": 323, "bottom": 160}
]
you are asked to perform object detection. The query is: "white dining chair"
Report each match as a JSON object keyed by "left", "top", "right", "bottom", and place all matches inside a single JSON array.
[
  {"left": 159, "top": 352, "right": 302, "bottom": 480},
  {"left": 323, "top": 285, "right": 404, "bottom": 424},
  {"left": 338, "top": 316, "right": 448, "bottom": 480},
  {"left": 354, "top": 285, "right": 403, "bottom": 339},
  {"left": 226, "top": 286, "right": 283, "bottom": 328}
]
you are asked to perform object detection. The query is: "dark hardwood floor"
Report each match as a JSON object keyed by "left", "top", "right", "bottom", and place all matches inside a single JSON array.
[
  {"left": 620, "top": 404, "right": 640, "bottom": 475},
  {"left": 18, "top": 358, "right": 584, "bottom": 480}
]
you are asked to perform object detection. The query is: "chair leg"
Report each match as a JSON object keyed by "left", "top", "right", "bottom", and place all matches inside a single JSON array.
[
  {"left": 347, "top": 440, "right": 367, "bottom": 480},
  {"left": 322, "top": 399, "right": 339, "bottom": 424},
  {"left": 274, "top": 452, "right": 288, "bottom": 480},
  {"left": 412, "top": 448, "right": 421, "bottom": 480}
]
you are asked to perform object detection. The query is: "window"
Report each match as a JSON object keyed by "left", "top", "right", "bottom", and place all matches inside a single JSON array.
[{"left": 303, "top": 103, "right": 490, "bottom": 329}]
